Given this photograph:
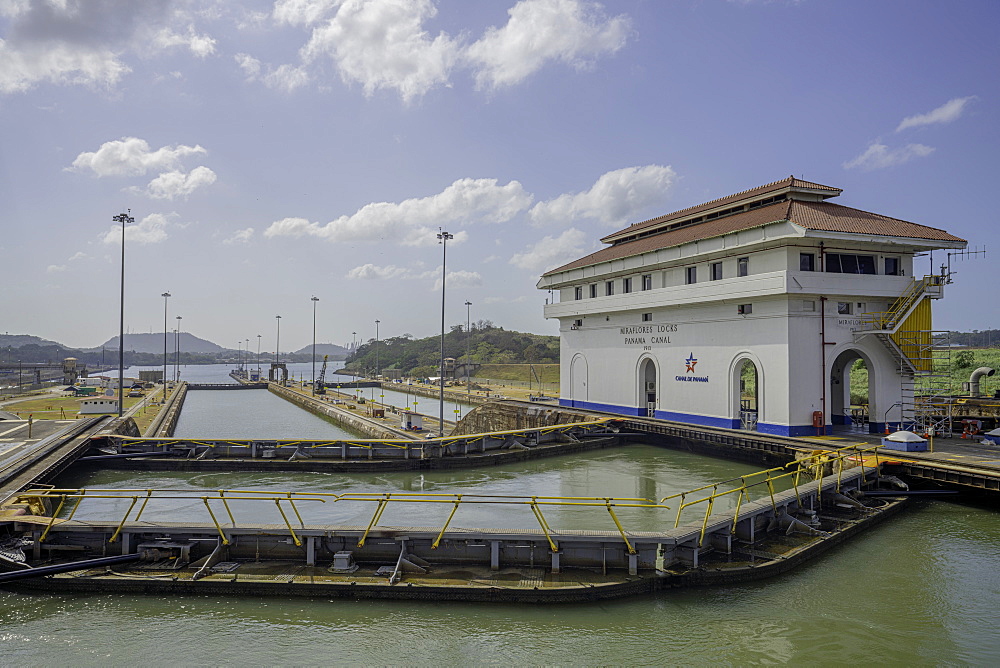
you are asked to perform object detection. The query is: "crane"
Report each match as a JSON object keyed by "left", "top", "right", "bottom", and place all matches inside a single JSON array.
[{"left": 316, "top": 354, "right": 328, "bottom": 394}]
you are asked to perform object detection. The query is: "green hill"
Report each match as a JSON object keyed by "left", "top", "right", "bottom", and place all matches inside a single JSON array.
[{"left": 343, "top": 323, "right": 558, "bottom": 377}]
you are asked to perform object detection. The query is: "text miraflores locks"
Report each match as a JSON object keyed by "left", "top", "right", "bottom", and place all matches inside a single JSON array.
[{"left": 621, "top": 323, "right": 678, "bottom": 346}]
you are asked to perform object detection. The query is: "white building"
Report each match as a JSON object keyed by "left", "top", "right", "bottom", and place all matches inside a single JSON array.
[
  {"left": 79, "top": 397, "right": 119, "bottom": 415},
  {"left": 538, "top": 177, "right": 966, "bottom": 436}
]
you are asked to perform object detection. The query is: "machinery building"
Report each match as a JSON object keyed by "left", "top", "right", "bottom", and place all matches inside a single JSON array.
[{"left": 537, "top": 176, "right": 966, "bottom": 436}]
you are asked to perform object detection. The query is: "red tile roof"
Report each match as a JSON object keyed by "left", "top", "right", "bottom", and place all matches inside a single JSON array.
[
  {"left": 543, "top": 199, "right": 965, "bottom": 276},
  {"left": 601, "top": 175, "right": 841, "bottom": 243}
]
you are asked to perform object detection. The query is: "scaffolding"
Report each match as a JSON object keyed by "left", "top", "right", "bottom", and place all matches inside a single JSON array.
[{"left": 857, "top": 274, "right": 953, "bottom": 436}]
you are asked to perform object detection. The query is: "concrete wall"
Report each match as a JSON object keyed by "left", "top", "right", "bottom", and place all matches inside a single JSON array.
[
  {"left": 268, "top": 383, "right": 404, "bottom": 439},
  {"left": 452, "top": 400, "right": 603, "bottom": 435}
]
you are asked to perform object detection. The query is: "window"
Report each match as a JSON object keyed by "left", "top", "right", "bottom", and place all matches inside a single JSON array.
[
  {"left": 642, "top": 313, "right": 653, "bottom": 322},
  {"left": 838, "top": 302, "right": 852, "bottom": 315},
  {"left": 641, "top": 274, "right": 652, "bottom": 291},
  {"left": 802, "top": 300, "right": 816, "bottom": 312},
  {"left": 605, "top": 281, "right": 615, "bottom": 296},
  {"left": 738, "top": 304, "right": 752, "bottom": 315},
  {"left": 589, "top": 284, "right": 597, "bottom": 298},
  {"left": 574, "top": 286, "right": 583, "bottom": 300},
  {"left": 572, "top": 319, "right": 583, "bottom": 327},
  {"left": 826, "top": 253, "right": 876, "bottom": 274},
  {"left": 800, "top": 253, "right": 816, "bottom": 271},
  {"left": 856, "top": 302, "right": 867, "bottom": 314},
  {"left": 710, "top": 262, "right": 723, "bottom": 281},
  {"left": 738, "top": 257, "right": 749, "bottom": 277},
  {"left": 885, "top": 257, "right": 901, "bottom": 276},
  {"left": 686, "top": 266, "right": 697, "bottom": 285},
  {"left": 623, "top": 277, "right": 633, "bottom": 294}
]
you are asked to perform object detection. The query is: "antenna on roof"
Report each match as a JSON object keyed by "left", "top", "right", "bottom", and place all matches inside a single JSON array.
[{"left": 941, "top": 245, "right": 986, "bottom": 284}]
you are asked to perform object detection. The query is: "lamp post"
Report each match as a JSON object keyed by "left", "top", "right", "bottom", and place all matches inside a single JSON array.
[
  {"left": 437, "top": 229, "right": 454, "bottom": 437},
  {"left": 375, "top": 319, "right": 380, "bottom": 380},
  {"left": 238, "top": 341, "right": 243, "bottom": 371},
  {"left": 275, "top": 315, "right": 282, "bottom": 384},
  {"left": 161, "top": 292, "right": 170, "bottom": 391},
  {"left": 256, "top": 334, "right": 261, "bottom": 380},
  {"left": 352, "top": 331, "right": 356, "bottom": 353},
  {"left": 113, "top": 210, "right": 134, "bottom": 417},
  {"left": 465, "top": 300, "right": 472, "bottom": 402},
  {"left": 311, "top": 296, "right": 319, "bottom": 396},
  {"left": 175, "top": 315, "right": 182, "bottom": 382}
]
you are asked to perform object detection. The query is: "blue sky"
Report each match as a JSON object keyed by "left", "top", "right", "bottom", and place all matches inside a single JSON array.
[{"left": 1, "top": 0, "right": 996, "bottom": 351}]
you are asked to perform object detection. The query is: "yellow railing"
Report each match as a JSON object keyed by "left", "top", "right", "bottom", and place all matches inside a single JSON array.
[
  {"left": 860, "top": 275, "right": 940, "bottom": 332},
  {"left": 659, "top": 443, "right": 884, "bottom": 547},
  {"left": 14, "top": 443, "right": 885, "bottom": 555},
  {"left": 14, "top": 488, "right": 669, "bottom": 555}
]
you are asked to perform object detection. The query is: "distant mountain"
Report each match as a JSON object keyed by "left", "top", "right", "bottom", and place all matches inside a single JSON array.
[
  {"left": 291, "top": 343, "right": 349, "bottom": 358},
  {"left": 99, "top": 332, "right": 225, "bottom": 354},
  {"left": 0, "top": 334, "right": 63, "bottom": 349}
]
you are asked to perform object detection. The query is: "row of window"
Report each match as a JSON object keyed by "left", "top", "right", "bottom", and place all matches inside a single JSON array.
[
  {"left": 800, "top": 252, "right": 901, "bottom": 275},
  {"left": 572, "top": 303, "right": 754, "bottom": 329},
  {"left": 574, "top": 274, "right": 654, "bottom": 300},
  {"left": 685, "top": 257, "right": 750, "bottom": 285},
  {"left": 571, "top": 251, "right": 903, "bottom": 300}
]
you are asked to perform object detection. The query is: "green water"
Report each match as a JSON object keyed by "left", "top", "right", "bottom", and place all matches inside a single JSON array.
[
  {"left": 2, "top": 447, "right": 999, "bottom": 664},
  {"left": 3, "top": 378, "right": 999, "bottom": 664}
]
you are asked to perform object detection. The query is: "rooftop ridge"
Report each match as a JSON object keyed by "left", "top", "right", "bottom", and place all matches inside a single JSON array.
[{"left": 602, "top": 175, "right": 841, "bottom": 243}]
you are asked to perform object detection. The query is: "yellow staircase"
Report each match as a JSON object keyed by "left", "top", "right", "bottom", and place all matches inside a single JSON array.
[{"left": 857, "top": 275, "right": 953, "bottom": 435}]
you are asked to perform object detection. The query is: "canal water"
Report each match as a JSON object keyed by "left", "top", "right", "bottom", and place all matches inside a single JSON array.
[{"left": 2, "top": 366, "right": 999, "bottom": 664}]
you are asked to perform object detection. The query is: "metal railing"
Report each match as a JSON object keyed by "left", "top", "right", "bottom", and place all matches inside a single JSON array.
[
  {"left": 659, "top": 442, "right": 884, "bottom": 547},
  {"left": 17, "top": 488, "right": 670, "bottom": 555},
  {"left": 14, "top": 443, "right": 885, "bottom": 555}
]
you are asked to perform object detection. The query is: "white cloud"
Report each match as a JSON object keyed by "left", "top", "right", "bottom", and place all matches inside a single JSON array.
[
  {"left": 842, "top": 142, "right": 935, "bottom": 171},
  {"left": 151, "top": 26, "right": 217, "bottom": 58},
  {"left": 345, "top": 263, "right": 411, "bottom": 280},
  {"left": 273, "top": 0, "right": 341, "bottom": 26},
  {"left": 235, "top": 53, "right": 261, "bottom": 78},
  {"left": 0, "top": 41, "right": 130, "bottom": 94},
  {"left": 0, "top": 1, "right": 214, "bottom": 95},
  {"left": 101, "top": 213, "right": 173, "bottom": 245},
  {"left": 236, "top": 53, "right": 309, "bottom": 91},
  {"left": 465, "top": 0, "right": 630, "bottom": 89},
  {"left": 68, "top": 251, "right": 89, "bottom": 261},
  {"left": 484, "top": 295, "right": 527, "bottom": 304},
  {"left": 433, "top": 269, "right": 482, "bottom": 292},
  {"left": 529, "top": 165, "right": 675, "bottom": 227},
  {"left": 46, "top": 264, "right": 66, "bottom": 273},
  {"left": 896, "top": 96, "right": 977, "bottom": 132},
  {"left": 140, "top": 166, "right": 217, "bottom": 199},
  {"left": 263, "top": 64, "right": 309, "bottom": 91},
  {"left": 70, "top": 137, "right": 207, "bottom": 177},
  {"left": 509, "top": 227, "right": 588, "bottom": 272},
  {"left": 265, "top": 178, "right": 532, "bottom": 246},
  {"left": 344, "top": 263, "right": 479, "bottom": 290},
  {"left": 301, "top": 0, "right": 459, "bottom": 102},
  {"left": 223, "top": 227, "right": 255, "bottom": 245}
]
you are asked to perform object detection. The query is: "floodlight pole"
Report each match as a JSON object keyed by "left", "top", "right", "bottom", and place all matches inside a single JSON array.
[
  {"left": 113, "top": 210, "right": 134, "bottom": 417},
  {"left": 437, "top": 230, "right": 454, "bottom": 437}
]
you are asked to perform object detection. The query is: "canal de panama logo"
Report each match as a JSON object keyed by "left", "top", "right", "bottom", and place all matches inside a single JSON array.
[
  {"left": 685, "top": 353, "right": 698, "bottom": 373},
  {"left": 676, "top": 352, "right": 709, "bottom": 383}
]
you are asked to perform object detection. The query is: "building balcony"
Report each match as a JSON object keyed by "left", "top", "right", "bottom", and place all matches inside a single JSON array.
[{"left": 543, "top": 270, "right": 916, "bottom": 320}]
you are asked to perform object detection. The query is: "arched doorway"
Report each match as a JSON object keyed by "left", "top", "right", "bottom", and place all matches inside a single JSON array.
[
  {"left": 639, "top": 357, "right": 657, "bottom": 417},
  {"left": 830, "top": 349, "right": 876, "bottom": 433},
  {"left": 569, "top": 354, "right": 588, "bottom": 408},
  {"left": 733, "top": 358, "right": 759, "bottom": 431}
]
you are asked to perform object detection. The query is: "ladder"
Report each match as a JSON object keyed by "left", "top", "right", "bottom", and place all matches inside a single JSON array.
[{"left": 856, "top": 275, "right": 953, "bottom": 436}]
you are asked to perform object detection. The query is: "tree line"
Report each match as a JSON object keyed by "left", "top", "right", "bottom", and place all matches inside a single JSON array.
[{"left": 343, "top": 322, "right": 559, "bottom": 378}]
